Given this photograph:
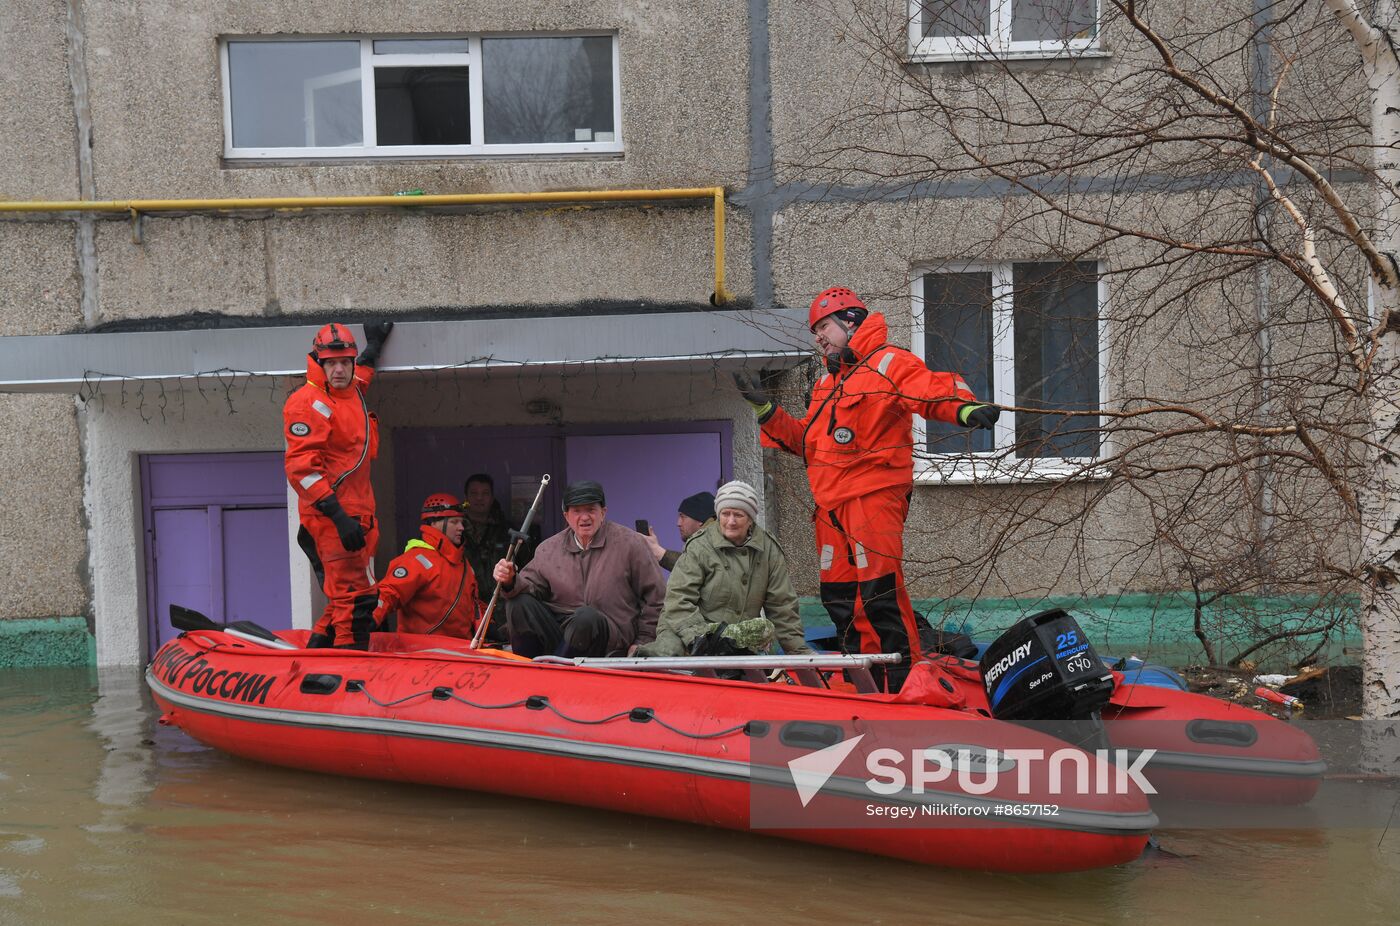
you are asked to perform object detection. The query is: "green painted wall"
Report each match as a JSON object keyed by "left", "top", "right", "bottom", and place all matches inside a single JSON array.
[
  {"left": 0, "top": 593, "right": 1362, "bottom": 670},
  {"left": 800, "top": 592, "right": 1360, "bottom": 669},
  {"left": 0, "top": 618, "right": 96, "bottom": 668}
]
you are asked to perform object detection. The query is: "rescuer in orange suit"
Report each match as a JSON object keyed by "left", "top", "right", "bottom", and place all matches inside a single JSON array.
[
  {"left": 734, "top": 287, "right": 998, "bottom": 691},
  {"left": 373, "top": 493, "right": 487, "bottom": 640},
  {"left": 284, "top": 321, "right": 394, "bottom": 649}
]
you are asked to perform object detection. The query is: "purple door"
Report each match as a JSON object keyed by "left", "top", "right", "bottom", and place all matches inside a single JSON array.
[
  {"left": 151, "top": 508, "right": 214, "bottom": 622},
  {"left": 222, "top": 508, "right": 294, "bottom": 624},
  {"left": 394, "top": 423, "right": 731, "bottom": 563},
  {"left": 142, "top": 453, "right": 292, "bottom": 655},
  {"left": 564, "top": 431, "right": 726, "bottom": 555},
  {"left": 393, "top": 427, "right": 564, "bottom": 554}
]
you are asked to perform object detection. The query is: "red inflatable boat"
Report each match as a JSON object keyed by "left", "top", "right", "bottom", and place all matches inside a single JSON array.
[
  {"left": 147, "top": 623, "right": 1158, "bottom": 873},
  {"left": 146, "top": 605, "right": 1324, "bottom": 871}
]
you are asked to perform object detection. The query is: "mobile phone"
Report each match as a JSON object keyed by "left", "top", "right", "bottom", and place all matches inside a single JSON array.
[{"left": 635, "top": 519, "right": 650, "bottom": 535}]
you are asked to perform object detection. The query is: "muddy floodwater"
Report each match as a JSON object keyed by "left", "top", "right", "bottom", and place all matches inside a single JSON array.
[{"left": 2, "top": 667, "right": 1399, "bottom": 926}]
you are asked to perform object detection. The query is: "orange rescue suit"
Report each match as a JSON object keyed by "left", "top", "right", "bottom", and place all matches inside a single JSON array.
[
  {"left": 284, "top": 356, "right": 380, "bottom": 518},
  {"left": 758, "top": 312, "right": 974, "bottom": 506},
  {"left": 759, "top": 312, "right": 978, "bottom": 690},
  {"left": 283, "top": 356, "right": 381, "bottom": 644},
  {"left": 374, "top": 525, "right": 482, "bottom": 638}
]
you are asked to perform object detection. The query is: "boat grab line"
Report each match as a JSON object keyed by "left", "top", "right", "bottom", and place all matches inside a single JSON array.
[{"left": 351, "top": 680, "right": 750, "bottom": 740}]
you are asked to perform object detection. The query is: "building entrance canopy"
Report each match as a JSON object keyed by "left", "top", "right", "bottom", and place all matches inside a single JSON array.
[{"left": 0, "top": 309, "right": 810, "bottom": 393}]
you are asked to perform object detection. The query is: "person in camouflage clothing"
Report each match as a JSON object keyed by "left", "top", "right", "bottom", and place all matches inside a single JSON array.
[{"left": 461, "top": 472, "right": 533, "bottom": 601}]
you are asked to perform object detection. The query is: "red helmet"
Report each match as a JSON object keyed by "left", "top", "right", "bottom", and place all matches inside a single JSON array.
[
  {"left": 420, "top": 493, "right": 464, "bottom": 523},
  {"left": 311, "top": 323, "right": 358, "bottom": 362},
  {"left": 808, "top": 287, "right": 868, "bottom": 330}
]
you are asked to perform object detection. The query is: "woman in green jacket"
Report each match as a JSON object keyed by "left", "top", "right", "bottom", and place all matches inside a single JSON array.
[{"left": 638, "top": 480, "right": 814, "bottom": 657}]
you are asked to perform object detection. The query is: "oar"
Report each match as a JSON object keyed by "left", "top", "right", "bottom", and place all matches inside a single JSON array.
[
  {"left": 170, "top": 603, "right": 221, "bottom": 633},
  {"left": 169, "top": 604, "right": 297, "bottom": 650},
  {"left": 469, "top": 474, "right": 551, "bottom": 649}
]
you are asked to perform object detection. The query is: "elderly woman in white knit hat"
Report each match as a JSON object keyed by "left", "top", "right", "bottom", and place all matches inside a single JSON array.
[{"left": 637, "top": 480, "right": 814, "bottom": 657}]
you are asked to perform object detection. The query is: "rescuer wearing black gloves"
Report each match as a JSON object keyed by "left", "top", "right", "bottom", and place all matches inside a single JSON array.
[
  {"left": 283, "top": 321, "right": 395, "bottom": 649},
  {"left": 736, "top": 287, "right": 997, "bottom": 691}
]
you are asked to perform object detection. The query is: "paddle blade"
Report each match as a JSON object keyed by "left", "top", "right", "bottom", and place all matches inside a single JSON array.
[
  {"left": 226, "top": 620, "right": 283, "bottom": 644},
  {"left": 170, "top": 604, "right": 219, "bottom": 633}
]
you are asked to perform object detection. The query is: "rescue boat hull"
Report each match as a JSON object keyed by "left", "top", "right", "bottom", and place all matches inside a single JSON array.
[{"left": 146, "top": 630, "right": 1155, "bottom": 873}]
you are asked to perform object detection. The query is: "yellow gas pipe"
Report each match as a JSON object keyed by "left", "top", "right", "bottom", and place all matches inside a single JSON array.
[{"left": 0, "top": 187, "right": 733, "bottom": 305}]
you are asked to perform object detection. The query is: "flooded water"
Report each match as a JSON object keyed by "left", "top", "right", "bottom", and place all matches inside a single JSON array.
[{"left": 2, "top": 666, "right": 1398, "bottom": 926}]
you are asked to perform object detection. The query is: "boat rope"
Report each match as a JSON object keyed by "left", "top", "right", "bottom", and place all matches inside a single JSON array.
[{"left": 352, "top": 682, "right": 749, "bottom": 740}]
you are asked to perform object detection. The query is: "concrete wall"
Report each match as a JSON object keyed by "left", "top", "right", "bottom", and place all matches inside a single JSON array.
[
  {"left": 81, "top": 0, "right": 750, "bottom": 197},
  {"left": 0, "top": 395, "right": 88, "bottom": 621},
  {"left": 1, "top": 0, "right": 757, "bottom": 326},
  {"left": 0, "top": 0, "right": 78, "bottom": 200},
  {"left": 0, "top": 0, "right": 90, "bottom": 639},
  {"left": 91, "top": 207, "right": 748, "bottom": 319},
  {"left": 54, "top": 0, "right": 753, "bottom": 326},
  {"left": 768, "top": 0, "right": 1272, "bottom": 185}
]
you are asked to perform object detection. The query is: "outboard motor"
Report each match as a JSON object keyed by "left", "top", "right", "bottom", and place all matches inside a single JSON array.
[{"left": 979, "top": 608, "right": 1116, "bottom": 750}]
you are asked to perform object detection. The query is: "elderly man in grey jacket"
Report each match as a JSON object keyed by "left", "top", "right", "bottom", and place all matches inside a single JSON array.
[{"left": 493, "top": 480, "right": 666, "bottom": 658}]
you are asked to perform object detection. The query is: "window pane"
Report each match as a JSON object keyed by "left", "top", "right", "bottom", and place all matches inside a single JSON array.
[
  {"left": 374, "top": 67, "right": 471, "bottom": 145},
  {"left": 482, "top": 37, "right": 615, "bottom": 144},
  {"left": 228, "top": 41, "right": 362, "bottom": 148},
  {"left": 1011, "top": 0, "right": 1098, "bottom": 43},
  {"left": 919, "top": 0, "right": 991, "bottom": 39},
  {"left": 372, "top": 39, "right": 471, "bottom": 55},
  {"left": 1012, "top": 262, "right": 1100, "bottom": 458},
  {"left": 923, "top": 272, "right": 994, "bottom": 454}
]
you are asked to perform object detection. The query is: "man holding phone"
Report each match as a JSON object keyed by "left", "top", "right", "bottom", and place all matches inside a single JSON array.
[{"left": 641, "top": 491, "right": 716, "bottom": 570}]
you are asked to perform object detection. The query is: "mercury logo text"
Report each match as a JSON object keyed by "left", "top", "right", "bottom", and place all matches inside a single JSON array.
[{"left": 983, "top": 641, "right": 1033, "bottom": 686}]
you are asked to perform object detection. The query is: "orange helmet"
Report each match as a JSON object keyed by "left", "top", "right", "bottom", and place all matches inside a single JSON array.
[
  {"left": 420, "top": 493, "right": 464, "bottom": 523},
  {"left": 311, "top": 323, "right": 358, "bottom": 362},
  {"left": 808, "top": 287, "right": 868, "bottom": 330}
]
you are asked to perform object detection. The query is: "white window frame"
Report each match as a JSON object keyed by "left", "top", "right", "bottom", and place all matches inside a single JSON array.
[
  {"left": 907, "top": 0, "right": 1108, "bottom": 62},
  {"left": 910, "top": 261, "right": 1110, "bottom": 484},
  {"left": 221, "top": 32, "right": 624, "bottom": 159}
]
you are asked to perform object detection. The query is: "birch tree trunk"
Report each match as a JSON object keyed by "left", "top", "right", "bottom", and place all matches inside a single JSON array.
[{"left": 1328, "top": 0, "right": 1400, "bottom": 761}]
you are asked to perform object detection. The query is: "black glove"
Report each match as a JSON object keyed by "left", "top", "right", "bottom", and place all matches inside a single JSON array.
[
  {"left": 314, "top": 494, "right": 366, "bottom": 551},
  {"left": 688, "top": 628, "right": 746, "bottom": 658},
  {"left": 957, "top": 403, "right": 1000, "bottom": 430},
  {"left": 358, "top": 321, "right": 395, "bottom": 368},
  {"left": 732, "top": 372, "right": 776, "bottom": 423}
]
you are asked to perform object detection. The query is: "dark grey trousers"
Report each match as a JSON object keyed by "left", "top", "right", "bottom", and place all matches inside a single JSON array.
[{"left": 505, "top": 594, "right": 613, "bottom": 658}]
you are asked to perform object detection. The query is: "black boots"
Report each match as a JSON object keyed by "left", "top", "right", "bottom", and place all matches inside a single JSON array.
[{"left": 305, "top": 632, "right": 335, "bottom": 649}]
